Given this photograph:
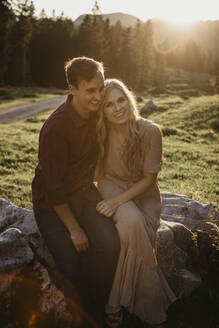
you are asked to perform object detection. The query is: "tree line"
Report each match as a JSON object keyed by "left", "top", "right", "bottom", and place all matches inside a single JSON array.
[{"left": 1, "top": 0, "right": 219, "bottom": 90}]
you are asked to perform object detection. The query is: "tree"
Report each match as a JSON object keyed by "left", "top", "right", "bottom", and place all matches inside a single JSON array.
[
  {"left": 75, "top": 14, "right": 93, "bottom": 57},
  {"left": 0, "top": 0, "right": 15, "bottom": 85},
  {"left": 30, "top": 14, "right": 75, "bottom": 87},
  {"left": 131, "top": 20, "right": 154, "bottom": 90},
  {"left": 91, "top": 0, "right": 101, "bottom": 15},
  {"left": 139, "top": 20, "right": 154, "bottom": 89},
  {"left": 106, "top": 21, "right": 123, "bottom": 79},
  {"left": 153, "top": 39, "right": 168, "bottom": 87},
  {"left": 182, "top": 40, "right": 204, "bottom": 73},
  {"left": 6, "top": 0, "right": 35, "bottom": 85},
  {"left": 118, "top": 27, "right": 134, "bottom": 86}
]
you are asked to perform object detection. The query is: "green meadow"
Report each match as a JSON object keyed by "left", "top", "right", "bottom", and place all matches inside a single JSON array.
[{"left": 0, "top": 94, "right": 218, "bottom": 211}]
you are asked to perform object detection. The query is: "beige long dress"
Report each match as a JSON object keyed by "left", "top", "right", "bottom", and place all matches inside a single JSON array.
[{"left": 98, "top": 118, "right": 176, "bottom": 325}]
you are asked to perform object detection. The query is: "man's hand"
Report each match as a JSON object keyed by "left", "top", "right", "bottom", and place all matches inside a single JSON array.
[
  {"left": 70, "top": 228, "right": 89, "bottom": 253},
  {"left": 96, "top": 197, "right": 121, "bottom": 217},
  {"left": 53, "top": 203, "right": 89, "bottom": 253}
]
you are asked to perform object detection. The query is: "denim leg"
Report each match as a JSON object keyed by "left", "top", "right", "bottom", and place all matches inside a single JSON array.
[
  {"left": 34, "top": 204, "right": 120, "bottom": 314},
  {"left": 34, "top": 208, "right": 81, "bottom": 293}
]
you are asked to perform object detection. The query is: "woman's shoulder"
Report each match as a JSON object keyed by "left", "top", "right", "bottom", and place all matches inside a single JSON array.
[{"left": 137, "top": 117, "right": 161, "bottom": 136}]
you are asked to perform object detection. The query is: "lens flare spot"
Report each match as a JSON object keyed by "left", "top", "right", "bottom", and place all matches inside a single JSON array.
[
  {"left": 153, "top": 38, "right": 177, "bottom": 54},
  {"left": 28, "top": 313, "right": 37, "bottom": 327}
]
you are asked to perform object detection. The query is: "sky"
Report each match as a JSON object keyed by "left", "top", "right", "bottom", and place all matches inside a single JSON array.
[{"left": 33, "top": 0, "right": 219, "bottom": 25}]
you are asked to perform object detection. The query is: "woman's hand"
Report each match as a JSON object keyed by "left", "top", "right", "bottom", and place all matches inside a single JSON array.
[
  {"left": 96, "top": 197, "right": 121, "bottom": 217},
  {"left": 96, "top": 174, "right": 157, "bottom": 218}
]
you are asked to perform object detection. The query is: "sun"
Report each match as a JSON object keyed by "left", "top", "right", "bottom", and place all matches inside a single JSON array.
[
  {"left": 155, "top": 13, "right": 197, "bottom": 27},
  {"left": 165, "top": 17, "right": 196, "bottom": 27}
]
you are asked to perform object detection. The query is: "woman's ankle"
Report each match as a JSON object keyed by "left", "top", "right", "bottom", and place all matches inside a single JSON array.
[{"left": 105, "top": 309, "right": 123, "bottom": 328}]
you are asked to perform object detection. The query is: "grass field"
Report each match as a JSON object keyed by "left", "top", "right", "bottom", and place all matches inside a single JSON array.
[
  {"left": 0, "top": 86, "right": 67, "bottom": 111},
  {"left": 150, "top": 95, "right": 219, "bottom": 209},
  {"left": 0, "top": 93, "right": 218, "bottom": 211}
]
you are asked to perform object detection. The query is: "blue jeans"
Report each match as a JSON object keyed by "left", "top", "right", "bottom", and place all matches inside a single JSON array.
[{"left": 34, "top": 200, "right": 120, "bottom": 312}]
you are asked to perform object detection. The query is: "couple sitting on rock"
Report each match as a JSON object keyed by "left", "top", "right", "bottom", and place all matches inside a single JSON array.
[{"left": 32, "top": 56, "right": 176, "bottom": 328}]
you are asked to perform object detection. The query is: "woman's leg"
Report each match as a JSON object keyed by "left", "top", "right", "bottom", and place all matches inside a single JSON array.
[{"left": 78, "top": 200, "right": 120, "bottom": 309}]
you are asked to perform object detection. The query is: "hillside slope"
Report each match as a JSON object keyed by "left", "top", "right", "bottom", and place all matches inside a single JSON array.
[
  {"left": 141, "top": 93, "right": 219, "bottom": 210},
  {"left": 74, "top": 12, "right": 140, "bottom": 28}
]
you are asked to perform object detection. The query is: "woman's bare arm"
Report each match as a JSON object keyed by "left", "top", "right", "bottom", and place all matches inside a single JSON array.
[{"left": 96, "top": 172, "right": 157, "bottom": 217}]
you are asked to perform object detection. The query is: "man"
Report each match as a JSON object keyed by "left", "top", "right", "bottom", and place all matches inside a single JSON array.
[{"left": 32, "top": 57, "right": 120, "bottom": 321}]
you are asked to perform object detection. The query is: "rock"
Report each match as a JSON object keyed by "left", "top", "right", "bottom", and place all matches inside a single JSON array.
[
  {"left": 156, "top": 219, "right": 195, "bottom": 296},
  {"left": 157, "top": 220, "right": 176, "bottom": 278},
  {"left": 171, "top": 269, "right": 202, "bottom": 298},
  {"left": 0, "top": 198, "right": 56, "bottom": 269},
  {"left": 0, "top": 259, "right": 95, "bottom": 328},
  {"left": 0, "top": 228, "right": 34, "bottom": 273},
  {"left": 139, "top": 100, "right": 157, "bottom": 114},
  {"left": 0, "top": 194, "right": 218, "bottom": 327},
  {"left": 161, "top": 192, "right": 219, "bottom": 232},
  {"left": 136, "top": 96, "right": 143, "bottom": 103},
  {"left": 158, "top": 213, "right": 203, "bottom": 298}
]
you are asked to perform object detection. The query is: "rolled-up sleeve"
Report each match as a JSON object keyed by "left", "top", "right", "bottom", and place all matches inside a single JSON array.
[
  {"left": 40, "top": 130, "right": 69, "bottom": 206},
  {"left": 143, "top": 124, "right": 163, "bottom": 174}
]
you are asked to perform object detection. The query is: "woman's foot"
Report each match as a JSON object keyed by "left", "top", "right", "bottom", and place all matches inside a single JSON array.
[{"left": 105, "top": 309, "right": 123, "bottom": 328}]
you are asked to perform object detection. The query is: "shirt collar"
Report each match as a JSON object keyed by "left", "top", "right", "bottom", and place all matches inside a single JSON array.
[{"left": 65, "top": 94, "right": 97, "bottom": 128}]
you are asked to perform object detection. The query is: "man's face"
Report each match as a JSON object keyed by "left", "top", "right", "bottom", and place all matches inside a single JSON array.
[{"left": 70, "top": 71, "right": 104, "bottom": 117}]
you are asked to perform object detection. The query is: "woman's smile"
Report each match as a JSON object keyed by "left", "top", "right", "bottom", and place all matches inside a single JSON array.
[
  {"left": 104, "top": 88, "right": 129, "bottom": 125},
  {"left": 114, "top": 110, "right": 125, "bottom": 119}
]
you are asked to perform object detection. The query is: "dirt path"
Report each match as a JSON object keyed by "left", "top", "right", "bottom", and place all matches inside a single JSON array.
[{"left": 0, "top": 97, "right": 65, "bottom": 124}]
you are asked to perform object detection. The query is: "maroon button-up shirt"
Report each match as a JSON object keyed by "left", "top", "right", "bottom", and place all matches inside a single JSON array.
[{"left": 32, "top": 94, "right": 102, "bottom": 217}]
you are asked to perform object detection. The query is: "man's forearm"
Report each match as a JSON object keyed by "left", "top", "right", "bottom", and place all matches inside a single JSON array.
[{"left": 53, "top": 203, "right": 81, "bottom": 233}]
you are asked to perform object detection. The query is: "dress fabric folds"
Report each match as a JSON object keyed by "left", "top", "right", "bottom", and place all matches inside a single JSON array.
[{"left": 98, "top": 118, "right": 176, "bottom": 324}]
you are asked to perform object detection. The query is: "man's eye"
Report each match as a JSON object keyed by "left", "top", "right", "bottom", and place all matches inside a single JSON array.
[{"left": 106, "top": 102, "right": 113, "bottom": 108}]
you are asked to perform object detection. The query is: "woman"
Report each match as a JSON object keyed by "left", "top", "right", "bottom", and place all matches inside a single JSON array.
[{"left": 95, "top": 79, "right": 176, "bottom": 327}]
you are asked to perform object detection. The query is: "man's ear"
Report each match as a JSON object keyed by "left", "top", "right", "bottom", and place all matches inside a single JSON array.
[{"left": 69, "top": 84, "right": 77, "bottom": 95}]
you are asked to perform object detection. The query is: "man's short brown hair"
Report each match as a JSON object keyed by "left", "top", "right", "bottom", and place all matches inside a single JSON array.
[{"left": 64, "top": 56, "right": 104, "bottom": 88}]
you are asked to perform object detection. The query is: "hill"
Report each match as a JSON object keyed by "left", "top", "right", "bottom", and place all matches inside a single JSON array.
[
  {"left": 137, "top": 70, "right": 219, "bottom": 210},
  {"left": 74, "top": 12, "right": 141, "bottom": 28}
]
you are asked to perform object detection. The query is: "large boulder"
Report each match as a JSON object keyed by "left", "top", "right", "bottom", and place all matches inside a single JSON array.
[
  {"left": 139, "top": 100, "right": 158, "bottom": 115},
  {"left": 0, "top": 194, "right": 218, "bottom": 327}
]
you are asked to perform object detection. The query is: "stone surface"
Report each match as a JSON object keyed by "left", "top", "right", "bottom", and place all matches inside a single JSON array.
[
  {"left": 0, "top": 259, "right": 95, "bottom": 328},
  {"left": 171, "top": 269, "right": 202, "bottom": 298},
  {"left": 139, "top": 100, "right": 157, "bottom": 114},
  {"left": 0, "top": 193, "right": 218, "bottom": 327},
  {"left": 161, "top": 192, "right": 219, "bottom": 232},
  {"left": 0, "top": 228, "right": 34, "bottom": 273}
]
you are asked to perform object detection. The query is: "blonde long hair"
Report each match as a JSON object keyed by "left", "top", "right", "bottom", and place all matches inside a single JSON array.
[{"left": 96, "top": 79, "right": 143, "bottom": 176}]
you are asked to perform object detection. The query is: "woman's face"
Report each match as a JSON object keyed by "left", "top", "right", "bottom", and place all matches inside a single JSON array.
[{"left": 103, "top": 88, "right": 129, "bottom": 125}]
